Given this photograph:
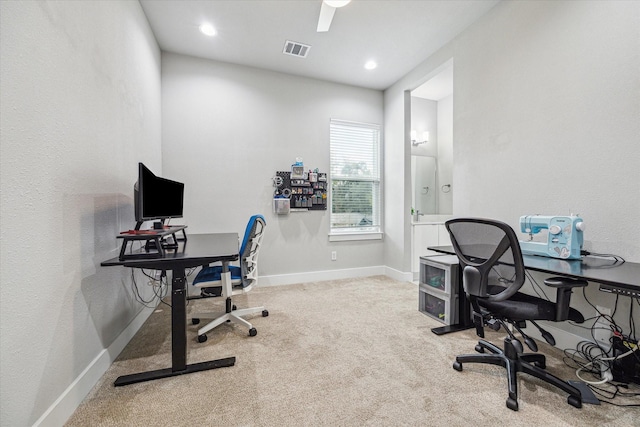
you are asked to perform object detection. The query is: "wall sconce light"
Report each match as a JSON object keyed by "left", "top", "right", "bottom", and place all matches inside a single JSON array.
[{"left": 411, "top": 130, "right": 429, "bottom": 146}]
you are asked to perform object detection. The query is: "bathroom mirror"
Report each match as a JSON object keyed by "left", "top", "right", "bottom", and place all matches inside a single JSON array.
[{"left": 411, "top": 156, "right": 437, "bottom": 214}]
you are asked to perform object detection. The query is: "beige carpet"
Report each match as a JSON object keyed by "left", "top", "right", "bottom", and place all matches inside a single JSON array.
[{"left": 66, "top": 276, "right": 638, "bottom": 426}]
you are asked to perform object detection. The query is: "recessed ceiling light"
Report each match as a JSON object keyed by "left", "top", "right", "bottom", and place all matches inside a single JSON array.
[
  {"left": 199, "top": 23, "right": 216, "bottom": 37},
  {"left": 364, "top": 60, "right": 377, "bottom": 70}
]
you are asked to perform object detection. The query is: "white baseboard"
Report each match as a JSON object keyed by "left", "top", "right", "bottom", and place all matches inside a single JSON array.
[
  {"left": 258, "top": 266, "right": 415, "bottom": 287},
  {"left": 258, "top": 266, "right": 388, "bottom": 287},
  {"left": 33, "top": 305, "right": 156, "bottom": 427},
  {"left": 384, "top": 266, "right": 414, "bottom": 283}
]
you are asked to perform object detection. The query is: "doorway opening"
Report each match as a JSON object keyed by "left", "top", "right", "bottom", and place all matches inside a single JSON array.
[{"left": 410, "top": 59, "right": 453, "bottom": 217}]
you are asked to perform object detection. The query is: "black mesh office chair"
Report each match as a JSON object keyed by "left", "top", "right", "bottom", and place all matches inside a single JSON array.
[{"left": 445, "top": 218, "right": 587, "bottom": 411}]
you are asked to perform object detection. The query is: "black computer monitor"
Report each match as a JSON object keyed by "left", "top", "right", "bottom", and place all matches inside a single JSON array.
[{"left": 134, "top": 162, "right": 184, "bottom": 229}]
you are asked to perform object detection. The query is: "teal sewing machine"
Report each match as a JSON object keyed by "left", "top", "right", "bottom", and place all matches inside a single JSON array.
[{"left": 519, "top": 215, "right": 586, "bottom": 259}]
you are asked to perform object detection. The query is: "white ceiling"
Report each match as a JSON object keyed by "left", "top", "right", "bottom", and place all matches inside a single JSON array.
[
  {"left": 139, "top": 0, "right": 499, "bottom": 91},
  {"left": 412, "top": 63, "right": 453, "bottom": 100}
]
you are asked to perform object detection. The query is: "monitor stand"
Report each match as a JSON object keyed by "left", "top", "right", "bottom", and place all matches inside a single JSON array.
[
  {"left": 135, "top": 219, "right": 163, "bottom": 231},
  {"left": 117, "top": 225, "right": 187, "bottom": 260}
]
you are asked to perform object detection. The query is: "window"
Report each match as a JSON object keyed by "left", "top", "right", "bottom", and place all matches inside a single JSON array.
[{"left": 329, "top": 119, "right": 382, "bottom": 240}]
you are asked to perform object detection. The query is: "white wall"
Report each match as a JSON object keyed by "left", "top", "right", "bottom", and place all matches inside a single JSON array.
[
  {"left": 436, "top": 94, "right": 453, "bottom": 214},
  {"left": 161, "top": 53, "right": 385, "bottom": 281},
  {"left": 451, "top": 1, "right": 640, "bottom": 261},
  {"left": 385, "top": 0, "right": 639, "bottom": 347},
  {"left": 383, "top": 89, "right": 413, "bottom": 274},
  {"left": 0, "top": 1, "right": 161, "bottom": 425}
]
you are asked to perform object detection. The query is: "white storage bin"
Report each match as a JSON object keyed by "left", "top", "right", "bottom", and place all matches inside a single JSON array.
[
  {"left": 419, "top": 255, "right": 459, "bottom": 295},
  {"left": 419, "top": 287, "right": 459, "bottom": 325}
]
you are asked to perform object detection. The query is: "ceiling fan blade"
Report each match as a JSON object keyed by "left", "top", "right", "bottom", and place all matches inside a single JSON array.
[{"left": 317, "top": 2, "right": 336, "bottom": 32}]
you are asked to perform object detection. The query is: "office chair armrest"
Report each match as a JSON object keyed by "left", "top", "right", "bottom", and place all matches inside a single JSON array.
[{"left": 544, "top": 277, "right": 588, "bottom": 321}]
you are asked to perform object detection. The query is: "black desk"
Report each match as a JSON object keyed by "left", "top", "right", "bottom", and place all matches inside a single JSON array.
[
  {"left": 102, "top": 233, "right": 239, "bottom": 386},
  {"left": 427, "top": 245, "right": 640, "bottom": 334}
]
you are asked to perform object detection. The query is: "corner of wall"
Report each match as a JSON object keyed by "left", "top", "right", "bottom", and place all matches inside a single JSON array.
[{"left": 33, "top": 305, "right": 156, "bottom": 427}]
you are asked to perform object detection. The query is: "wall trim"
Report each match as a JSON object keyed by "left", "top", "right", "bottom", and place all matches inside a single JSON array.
[
  {"left": 384, "top": 265, "right": 413, "bottom": 283},
  {"left": 258, "top": 266, "right": 392, "bottom": 287},
  {"left": 33, "top": 305, "right": 156, "bottom": 427}
]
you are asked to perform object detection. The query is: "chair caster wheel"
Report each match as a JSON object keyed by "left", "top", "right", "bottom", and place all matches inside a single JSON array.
[
  {"left": 197, "top": 334, "right": 207, "bottom": 343},
  {"left": 262, "top": 310, "right": 269, "bottom": 317},
  {"left": 567, "top": 395, "right": 582, "bottom": 408},
  {"left": 453, "top": 361, "right": 463, "bottom": 371},
  {"left": 192, "top": 318, "right": 200, "bottom": 325},
  {"left": 249, "top": 328, "right": 257, "bottom": 337},
  {"left": 475, "top": 344, "right": 484, "bottom": 353},
  {"left": 506, "top": 398, "right": 518, "bottom": 411}
]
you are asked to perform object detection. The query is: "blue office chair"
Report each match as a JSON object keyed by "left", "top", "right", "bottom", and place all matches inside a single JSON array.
[
  {"left": 446, "top": 218, "right": 587, "bottom": 411},
  {"left": 191, "top": 215, "right": 268, "bottom": 341}
]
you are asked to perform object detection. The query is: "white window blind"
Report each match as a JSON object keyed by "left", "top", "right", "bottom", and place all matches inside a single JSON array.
[{"left": 329, "top": 119, "right": 382, "bottom": 235}]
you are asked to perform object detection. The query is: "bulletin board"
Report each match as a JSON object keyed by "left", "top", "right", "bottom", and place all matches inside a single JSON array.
[{"left": 274, "top": 170, "right": 327, "bottom": 211}]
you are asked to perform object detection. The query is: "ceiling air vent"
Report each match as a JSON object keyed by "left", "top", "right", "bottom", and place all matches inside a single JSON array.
[{"left": 283, "top": 40, "right": 310, "bottom": 58}]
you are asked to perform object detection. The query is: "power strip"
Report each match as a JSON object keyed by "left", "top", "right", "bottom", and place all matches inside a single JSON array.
[
  {"left": 599, "top": 361, "right": 613, "bottom": 382},
  {"left": 599, "top": 283, "right": 640, "bottom": 298}
]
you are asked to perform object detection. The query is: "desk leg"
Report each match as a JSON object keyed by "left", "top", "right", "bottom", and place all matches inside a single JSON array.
[
  {"left": 431, "top": 289, "right": 474, "bottom": 336},
  {"left": 171, "top": 268, "right": 187, "bottom": 370},
  {"left": 114, "top": 268, "right": 235, "bottom": 386},
  {"left": 221, "top": 261, "right": 233, "bottom": 312},
  {"left": 431, "top": 323, "right": 474, "bottom": 335}
]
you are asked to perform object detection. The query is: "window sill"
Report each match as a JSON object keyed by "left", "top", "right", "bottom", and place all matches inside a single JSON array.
[{"left": 328, "top": 232, "right": 383, "bottom": 242}]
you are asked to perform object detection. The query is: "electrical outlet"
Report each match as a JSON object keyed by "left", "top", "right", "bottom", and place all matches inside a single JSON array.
[
  {"left": 331, "top": 251, "right": 337, "bottom": 261},
  {"left": 597, "top": 305, "right": 612, "bottom": 317},
  {"left": 147, "top": 270, "right": 164, "bottom": 286},
  {"left": 593, "top": 305, "right": 612, "bottom": 347}
]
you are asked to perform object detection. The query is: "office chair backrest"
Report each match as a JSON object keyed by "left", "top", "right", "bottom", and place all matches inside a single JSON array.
[
  {"left": 238, "top": 214, "right": 266, "bottom": 288},
  {"left": 445, "top": 218, "right": 526, "bottom": 302}
]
